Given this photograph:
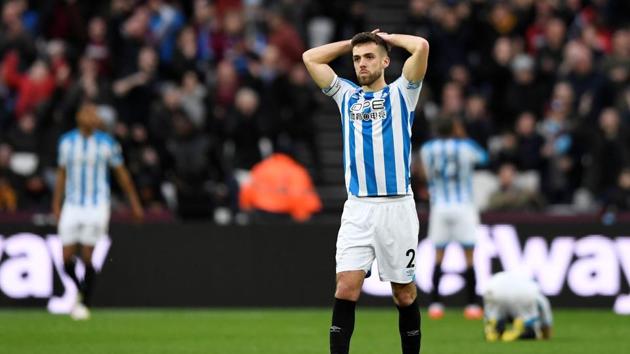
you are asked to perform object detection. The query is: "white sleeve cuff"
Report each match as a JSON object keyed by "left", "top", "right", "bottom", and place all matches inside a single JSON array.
[{"left": 322, "top": 75, "right": 342, "bottom": 97}]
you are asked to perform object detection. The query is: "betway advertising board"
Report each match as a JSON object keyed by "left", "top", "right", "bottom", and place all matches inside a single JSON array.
[{"left": 0, "top": 222, "right": 628, "bottom": 312}]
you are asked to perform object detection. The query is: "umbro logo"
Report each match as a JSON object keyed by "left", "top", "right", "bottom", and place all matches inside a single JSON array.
[
  {"left": 330, "top": 326, "right": 342, "bottom": 333},
  {"left": 406, "top": 330, "right": 420, "bottom": 336}
]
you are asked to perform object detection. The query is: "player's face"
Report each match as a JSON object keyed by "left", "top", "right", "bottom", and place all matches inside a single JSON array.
[
  {"left": 352, "top": 43, "right": 389, "bottom": 86},
  {"left": 77, "top": 105, "right": 101, "bottom": 130}
]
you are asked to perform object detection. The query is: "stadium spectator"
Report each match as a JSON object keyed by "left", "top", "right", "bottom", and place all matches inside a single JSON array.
[
  {"left": 225, "top": 87, "right": 267, "bottom": 173},
  {"left": 0, "top": 0, "right": 37, "bottom": 62},
  {"left": 400, "top": 0, "right": 432, "bottom": 41},
  {"left": 239, "top": 150, "right": 321, "bottom": 222},
  {"left": 513, "top": 111, "right": 545, "bottom": 173},
  {"left": 166, "top": 111, "right": 212, "bottom": 219},
  {"left": 539, "top": 81, "right": 576, "bottom": 204},
  {"left": 504, "top": 54, "right": 545, "bottom": 128},
  {"left": 487, "top": 162, "right": 545, "bottom": 211},
  {"left": 85, "top": 16, "right": 111, "bottom": 76},
  {"left": 584, "top": 107, "right": 630, "bottom": 199},
  {"left": 147, "top": 0, "right": 185, "bottom": 64},
  {"left": 1, "top": 50, "right": 63, "bottom": 118},
  {"left": 170, "top": 26, "right": 204, "bottom": 80},
  {"left": 266, "top": 9, "right": 305, "bottom": 72},
  {"left": 113, "top": 46, "right": 160, "bottom": 125},
  {"left": 0, "top": 175, "right": 17, "bottom": 212},
  {"left": 0, "top": 143, "right": 17, "bottom": 212},
  {"left": 61, "top": 57, "right": 113, "bottom": 131},
  {"left": 439, "top": 81, "right": 465, "bottom": 121},
  {"left": 4, "top": 112, "right": 48, "bottom": 210},
  {"left": 560, "top": 41, "right": 606, "bottom": 124},
  {"left": 284, "top": 64, "right": 322, "bottom": 177},
  {"left": 480, "top": 37, "right": 515, "bottom": 123},
  {"left": 463, "top": 94, "right": 493, "bottom": 150},
  {"left": 603, "top": 167, "right": 630, "bottom": 212},
  {"left": 535, "top": 18, "right": 567, "bottom": 99},
  {"left": 179, "top": 70, "right": 207, "bottom": 129}
]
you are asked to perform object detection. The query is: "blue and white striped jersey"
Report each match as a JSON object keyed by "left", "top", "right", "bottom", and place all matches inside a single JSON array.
[
  {"left": 324, "top": 75, "right": 422, "bottom": 197},
  {"left": 57, "top": 129, "right": 123, "bottom": 207},
  {"left": 420, "top": 138, "right": 488, "bottom": 206}
]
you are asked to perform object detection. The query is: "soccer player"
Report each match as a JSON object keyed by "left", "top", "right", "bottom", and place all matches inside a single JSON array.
[
  {"left": 483, "top": 271, "right": 553, "bottom": 341},
  {"left": 52, "top": 103, "right": 144, "bottom": 320},
  {"left": 419, "top": 117, "right": 488, "bottom": 320},
  {"left": 303, "top": 30, "right": 429, "bottom": 354}
]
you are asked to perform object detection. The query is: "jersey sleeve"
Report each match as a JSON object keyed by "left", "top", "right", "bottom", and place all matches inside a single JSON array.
[
  {"left": 392, "top": 75, "right": 423, "bottom": 110},
  {"left": 463, "top": 139, "right": 489, "bottom": 166},
  {"left": 419, "top": 143, "right": 432, "bottom": 179},
  {"left": 536, "top": 292, "right": 553, "bottom": 327},
  {"left": 322, "top": 75, "right": 356, "bottom": 107},
  {"left": 57, "top": 138, "right": 69, "bottom": 168},
  {"left": 108, "top": 140, "right": 124, "bottom": 167}
]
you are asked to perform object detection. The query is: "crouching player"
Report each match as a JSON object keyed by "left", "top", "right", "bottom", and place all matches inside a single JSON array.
[{"left": 483, "top": 271, "right": 553, "bottom": 342}]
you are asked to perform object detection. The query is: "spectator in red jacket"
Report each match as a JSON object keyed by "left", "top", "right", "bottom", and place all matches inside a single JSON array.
[{"left": 1, "top": 50, "right": 68, "bottom": 118}]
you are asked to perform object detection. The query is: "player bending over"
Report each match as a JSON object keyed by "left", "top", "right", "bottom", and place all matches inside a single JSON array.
[{"left": 483, "top": 271, "right": 553, "bottom": 342}]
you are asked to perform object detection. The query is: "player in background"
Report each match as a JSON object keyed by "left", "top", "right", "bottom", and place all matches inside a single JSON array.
[
  {"left": 420, "top": 117, "right": 488, "bottom": 320},
  {"left": 483, "top": 271, "right": 553, "bottom": 341},
  {"left": 52, "top": 103, "right": 144, "bottom": 320},
  {"left": 303, "top": 29, "right": 429, "bottom": 354}
]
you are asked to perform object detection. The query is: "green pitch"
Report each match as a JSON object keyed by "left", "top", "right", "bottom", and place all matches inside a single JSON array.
[{"left": 0, "top": 309, "right": 627, "bottom": 354}]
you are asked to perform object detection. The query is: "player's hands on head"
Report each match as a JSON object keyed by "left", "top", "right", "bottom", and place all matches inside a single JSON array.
[{"left": 373, "top": 29, "right": 392, "bottom": 42}]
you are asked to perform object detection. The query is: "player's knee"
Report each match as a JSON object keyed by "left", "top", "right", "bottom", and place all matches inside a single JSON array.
[
  {"left": 335, "top": 282, "right": 361, "bottom": 301},
  {"left": 393, "top": 287, "right": 417, "bottom": 307}
]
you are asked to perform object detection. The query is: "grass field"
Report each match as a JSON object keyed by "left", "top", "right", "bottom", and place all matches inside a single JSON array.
[{"left": 0, "top": 309, "right": 628, "bottom": 354}]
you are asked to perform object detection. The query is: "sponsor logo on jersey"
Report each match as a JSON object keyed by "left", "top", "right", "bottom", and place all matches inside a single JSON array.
[{"left": 349, "top": 99, "right": 386, "bottom": 121}]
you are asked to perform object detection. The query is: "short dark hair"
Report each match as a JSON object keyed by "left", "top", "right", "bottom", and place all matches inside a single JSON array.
[
  {"left": 434, "top": 117, "right": 455, "bottom": 137},
  {"left": 350, "top": 32, "right": 391, "bottom": 53}
]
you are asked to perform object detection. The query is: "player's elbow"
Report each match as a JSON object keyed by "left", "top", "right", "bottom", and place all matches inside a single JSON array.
[
  {"left": 302, "top": 50, "right": 313, "bottom": 64},
  {"left": 415, "top": 38, "right": 429, "bottom": 54}
]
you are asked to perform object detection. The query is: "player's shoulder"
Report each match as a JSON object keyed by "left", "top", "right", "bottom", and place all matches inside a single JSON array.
[
  {"left": 459, "top": 138, "right": 484, "bottom": 151},
  {"left": 420, "top": 138, "right": 438, "bottom": 152},
  {"left": 338, "top": 76, "right": 359, "bottom": 89},
  {"left": 59, "top": 129, "right": 79, "bottom": 144},
  {"left": 94, "top": 130, "right": 118, "bottom": 145},
  {"left": 391, "top": 74, "right": 422, "bottom": 90},
  {"left": 323, "top": 75, "right": 359, "bottom": 99}
]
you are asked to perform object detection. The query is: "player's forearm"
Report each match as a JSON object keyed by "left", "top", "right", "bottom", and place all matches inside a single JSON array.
[
  {"left": 385, "top": 34, "right": 429, "bottom": 55},
  {"left": 302, "top": 40, "right": 352, "bottom": 65},
  {"left": 121, "top": 175, "right": 141, "bottom": 207},
  {"left": 52, "top": 169, "right": 65, "bottom": 212}
]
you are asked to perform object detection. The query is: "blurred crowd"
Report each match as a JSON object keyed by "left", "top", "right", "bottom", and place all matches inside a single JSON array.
[
  {"left": 0, "top": 0, "right": 629, "bottom": 221},
  {"left": 0, "top": 0, "right": 326, "bottom": 220},
  {"left": 401, "top": 0, "right": 630, "bottom": 214}
]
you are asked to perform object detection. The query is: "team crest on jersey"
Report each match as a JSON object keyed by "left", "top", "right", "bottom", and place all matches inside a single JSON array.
[{"left": 349, "top": 99, "right": 386, "bottom": 121}]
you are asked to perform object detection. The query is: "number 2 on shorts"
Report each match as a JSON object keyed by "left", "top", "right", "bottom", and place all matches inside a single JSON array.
[{"left": 406, "top": 249, "right": 416, "bottom": 268}]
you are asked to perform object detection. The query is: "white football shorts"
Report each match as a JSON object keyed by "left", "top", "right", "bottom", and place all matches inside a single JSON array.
[
  {"left": 428, "top": 204, "right": 479, "bottom": 248},
  {"left": 336, "top": 195, "right": 419, "bottom": 284},
  {"left": 58, "top": 203, "right": 110, "bottom": 246}
]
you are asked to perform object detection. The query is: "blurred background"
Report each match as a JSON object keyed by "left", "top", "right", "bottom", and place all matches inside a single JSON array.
[{"left": 0, "top": 0, "right": 629, "bottom": 314}]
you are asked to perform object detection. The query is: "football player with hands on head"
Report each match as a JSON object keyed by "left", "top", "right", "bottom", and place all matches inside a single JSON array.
[{"left": 303, "top": 28, "right": 429, "bottom": 354}]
